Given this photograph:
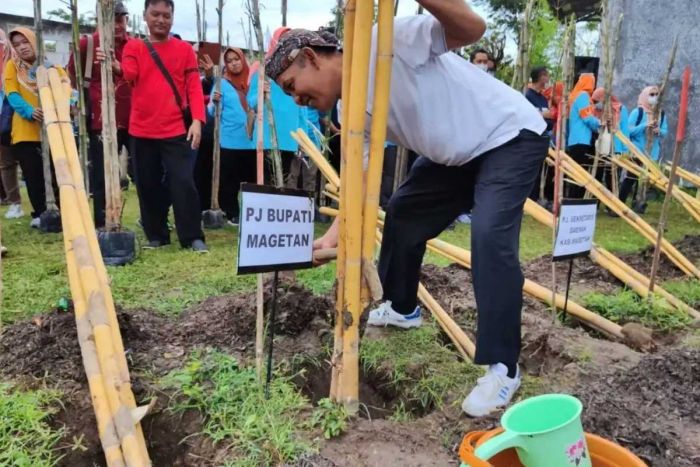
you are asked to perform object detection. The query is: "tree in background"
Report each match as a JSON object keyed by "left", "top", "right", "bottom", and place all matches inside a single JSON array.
[{"left": 47, "top": 7, "right": 96, "bottom": 26}]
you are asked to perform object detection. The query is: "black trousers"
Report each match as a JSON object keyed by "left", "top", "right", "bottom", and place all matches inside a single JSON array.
[
  {"left": 619, "top": 173, "right": 638, "bottom": 204},
  {"left": 565, "top": 144, "right": 594, "bottom": 199},
  {"left": 11, "top": 142, "right": 58, "bottom": 218},
  {"left": 194, "top": 133, "right": 215, "bottom": 212},
  {"left": 132, "top": 135, "right": 204, "bottom": 247},
  {"left": 89, "top": 129, "right": 132, "bottom": 228},
  {"left": 378, "top": 130, "right": 548, "bottom": 367},
  {"left": 220, "top": 148, "right": 257, "bottom": 220}
]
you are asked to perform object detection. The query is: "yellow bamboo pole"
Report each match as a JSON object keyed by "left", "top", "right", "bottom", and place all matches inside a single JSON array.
[
  {"left": 38, "top": 68, "right": 128, "bottom": 467},
  {"left": 39, "top": 68, "right": 149, "bottom": 466},
  {"left": 550, "top": 148, "right": 700, "bottom": 278},
  {"left": 47, "top": 69, "right": 150, "bottom": 463},
  {"left": 329, "top": 0, "right": 357, "bottom": 402},
  {"left": 361, "top": 0, "right": 394, "bottom": 306},
  {"left": 613, "top": 157, "right": 700, "bottom": 222},
  {"left": 669, "top": 164, "right": 700, "bottom": 188},
  {"left": 337, "top": 0, "right": 373, "bottom": 413}
]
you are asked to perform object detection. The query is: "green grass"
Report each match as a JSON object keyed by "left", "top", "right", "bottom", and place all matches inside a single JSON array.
[
  {"left": 662, "top": 279, "right": 700, "bottom": 307},
  {"left": 2, "top": 190, "right": 698, "bottom": 325},
  {"left": 583, "top": 289, "right": 692, "bottom": 331},
  {"left": 162, "top": 350, "right": 312, "bottom": 466},
  {"left": 0, "top": 383, "right": 64, "bottom": 467},
  {"left": 361, "top": 322, "right": 482, "bottom": 413}
]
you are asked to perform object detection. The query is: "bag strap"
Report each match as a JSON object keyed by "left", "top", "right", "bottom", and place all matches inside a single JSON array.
[
  {"left": 84, "top": 34, "right": 94, "bottom": 86},
  {"left": 143, "top": 38, "right": 185, "bottom": 110}
]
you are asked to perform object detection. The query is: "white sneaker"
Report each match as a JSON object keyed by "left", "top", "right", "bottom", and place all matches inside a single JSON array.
[
  {"left": 367, "top": 301, "right": 422, "bottom": 329},
  {"left": 30, "top": 217, "right": 41, "bottom": 228},
  {"left": 462, "top": 363, "right": 521, "bottom": 417},
  {"left": 456, "top": 213, "right": 472, "bottom": 224},
  {"left": 5, "top": 203, "right": 24, "bottom": 219}
]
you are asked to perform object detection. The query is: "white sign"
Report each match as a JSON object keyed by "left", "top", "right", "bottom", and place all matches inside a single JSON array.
[
  {"left": 552, "top": 200, "right": 598, "bottom": 261},
  {"left": 237, "top": 184, "right": 315, "bottom": 274}
]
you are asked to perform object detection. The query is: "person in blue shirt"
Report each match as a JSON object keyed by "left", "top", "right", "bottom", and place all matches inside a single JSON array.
[
  {"left": 248, "top": 72, "right": 299, "bottom": 184},
  {"left": 209, "top": 47, "right": 255, "bottom": 224},
  {"left": 590, "top": 87, "right": 629, "bottom": 204},
  {"left": 620, "top": 85, "right": 668, "bottom": 209},
  {"left": 566, "top": 73, "right": 600, "bottom": 198}
]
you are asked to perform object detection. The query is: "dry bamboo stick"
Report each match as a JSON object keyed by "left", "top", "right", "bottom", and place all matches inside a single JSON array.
[
  {"left": 636, "top": 36, "right": 678, "bottom": 206},
  {"left": 649, "top": 67, "right": 692, "bottom": 296},
  {"left": 210, "top": 64, "right": 223, "bottom": 210},
  {"left": 291, "top": 130, "right": 341, "bottom": 187},
  {"left": 550, "top": 148, "right": 700, "bottom": 278},
  {"left": 97, "top": 0, "right": 123, "bottom": 231},
  {"left": 337, "top": 0, "right": 373, "bottom": 413}
]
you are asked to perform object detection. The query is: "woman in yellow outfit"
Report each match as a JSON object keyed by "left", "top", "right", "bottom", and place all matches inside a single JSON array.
[{"left": 3, "top": 27, "right": 58, "bottom": 226}]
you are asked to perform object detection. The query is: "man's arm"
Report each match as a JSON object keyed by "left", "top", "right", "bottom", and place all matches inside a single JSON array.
[{"left": 417, "top": 0, "right": 486, "bottom": 49}]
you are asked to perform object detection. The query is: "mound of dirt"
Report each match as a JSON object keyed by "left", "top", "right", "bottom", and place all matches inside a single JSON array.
[
  {"left": 619, "top": 235, "right": 700, "bottom": 282},
  {"left": 0, "top": 282, "right": 334, "bottom": 467},
  {"left": 575, "top": 348, "right": 700, "bottom": 466}
]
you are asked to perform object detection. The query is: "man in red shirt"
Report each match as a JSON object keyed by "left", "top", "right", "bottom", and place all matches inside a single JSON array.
[
  {"left": 100, "top": 0, "right": 207, "bottom": 252},
  {"left": 68, "top": 1, "right": 132, "bottom": 229}
]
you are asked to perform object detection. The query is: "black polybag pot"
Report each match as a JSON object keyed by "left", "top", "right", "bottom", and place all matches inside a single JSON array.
[
  {"left": 98, "top": 229, "right": 136, "bottom": 266},
  {"left": 202, "top": 209, "right": 226, "bottom": 229},
  {"left": 39, "top": 209, "right": 62, "bottom": 233}
]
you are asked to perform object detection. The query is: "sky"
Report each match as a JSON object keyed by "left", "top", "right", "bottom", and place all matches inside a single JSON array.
[{"left": 1, "top": 0, "right": 489, "bottom": 49}]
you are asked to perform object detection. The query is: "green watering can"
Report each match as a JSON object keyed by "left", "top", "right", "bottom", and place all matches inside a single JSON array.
[{"left": 466, "top": 394, "right": 591, "bottom": 467}]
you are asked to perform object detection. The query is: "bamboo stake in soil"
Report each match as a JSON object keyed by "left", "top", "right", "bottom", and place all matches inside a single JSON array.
[
  {"left": 636, "top": 36, "right": 678, "bottom": 208},
  {"left": 209, "top": 0, "right": 225, "bottom": 214},
  {"left": 69, "top": 0, "right": 90, "bottom": 191},
  {"left": 34, "top": 0, "right": 59, "bottom": 215},
  {"left": 337, "top": 0, "right": 373, "bottom": 413},
  {"left": 361, "top": 0, "right": 394, "bottom": 306},
  {"left": 330, "top": 0, "right": 356, "bottom": 401},
  {"left": 97, "top": 0, "right": 123, "bottom": 231},
  {"left": 247, "top": 0, "right": 266, "bottom": 380},
  {"left": 649, "top": 67, "right": 692, "bottom": 295}
]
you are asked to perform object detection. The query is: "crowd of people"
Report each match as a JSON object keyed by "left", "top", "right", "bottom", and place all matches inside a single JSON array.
[
  {"left": 0, "top": 0, "right": 676, "bottom": 417},
  {"left": 522, "top": 64, "right": 668, "bottom": 212}
]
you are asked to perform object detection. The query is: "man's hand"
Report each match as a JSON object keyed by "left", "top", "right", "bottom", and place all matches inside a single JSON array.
[
  {"left": 187, "top": 119, "right": 202, "bottom": 150},
  {"left": 312, "top": 219, "right": 340, "bottom": 266},
  {"left": 199, "top": 54, "right": 214, "bottom": 78},
  {"left": 95, "top": 47, "right": 122, "bottom": 75},
  {"left": 32, "top": 108, "right": 43, "bottom": 122},
  {"left": 212, "top": 91, "right": 222, "bottom": 103},
  {"left": 263, "top": 79, "right": 272, "bottom": 96}
]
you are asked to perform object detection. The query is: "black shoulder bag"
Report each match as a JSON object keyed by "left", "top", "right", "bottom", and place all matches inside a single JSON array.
[{"left": 143, "top": 39, "right": 193, "bottom": 129}]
